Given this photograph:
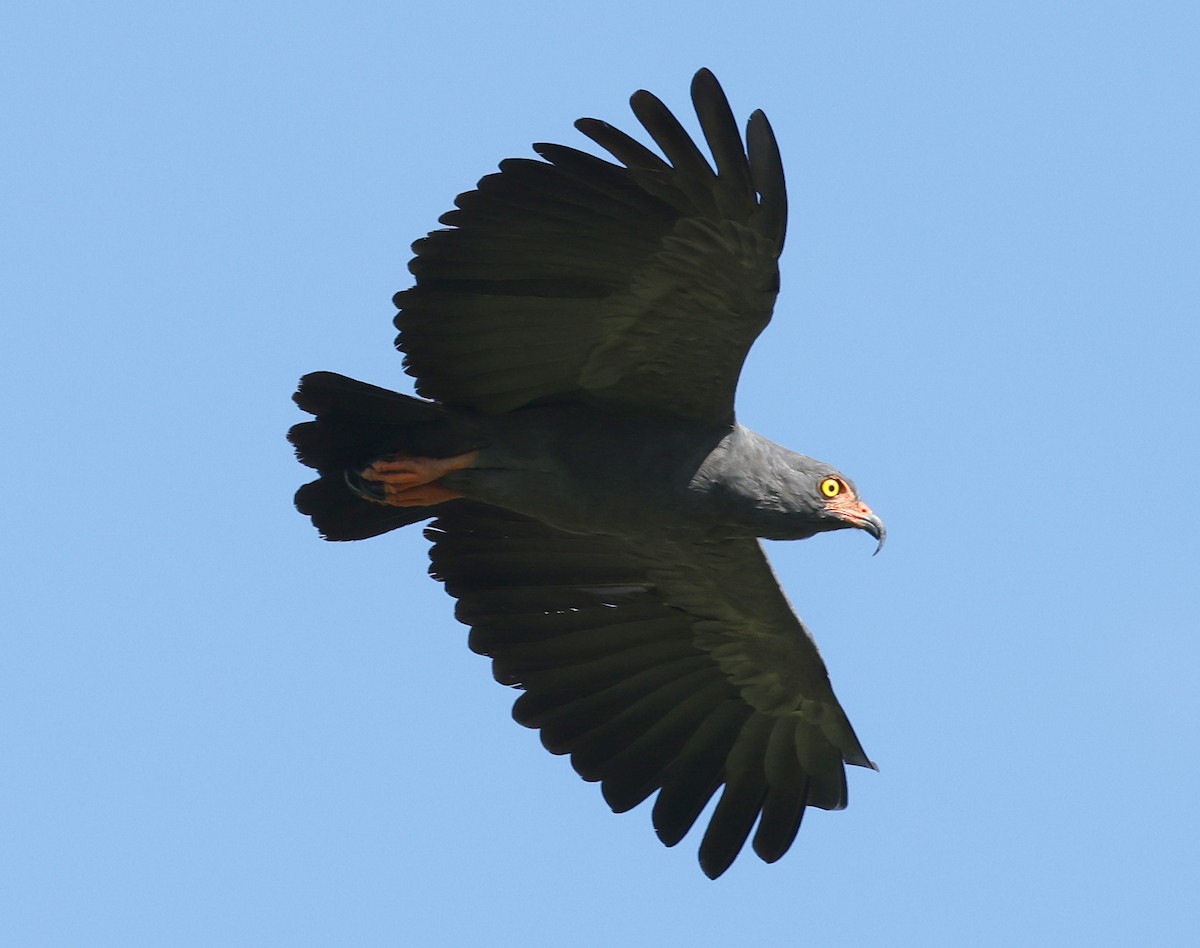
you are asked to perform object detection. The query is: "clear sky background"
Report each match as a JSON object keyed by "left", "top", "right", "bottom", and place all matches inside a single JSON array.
[{"left": 4, "top": 2, "right": 1198, "bottom": 945}]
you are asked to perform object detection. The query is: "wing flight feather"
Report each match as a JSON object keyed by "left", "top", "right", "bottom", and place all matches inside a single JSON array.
[
  {"left": 396, "top": 69, "right": 787, "bottom": 423},
  {"left": 425, "top": 502, "right": 869, "bottom": 877}
]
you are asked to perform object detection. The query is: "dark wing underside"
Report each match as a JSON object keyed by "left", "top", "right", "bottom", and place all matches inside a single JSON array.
[
  {"left": 396, "top": 68, "right": 787, "bottom": 424},
  {"left": 426, "top": 502, "right": 871, "bottom": 879}
]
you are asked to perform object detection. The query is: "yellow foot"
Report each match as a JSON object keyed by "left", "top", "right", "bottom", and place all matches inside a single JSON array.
[{"left": 358, "top": 450, "right": 478, "bottom": 507}]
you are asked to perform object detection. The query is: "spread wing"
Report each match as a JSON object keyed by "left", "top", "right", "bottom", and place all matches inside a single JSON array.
[
  {"left": 425, "top": 502, "right": 871, "bottom": 879},
  {"left": 396, "top": 68, "right": 787, "bottom": 425}
]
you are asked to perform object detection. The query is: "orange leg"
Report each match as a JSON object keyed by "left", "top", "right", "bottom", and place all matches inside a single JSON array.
[{"left": 359, "top": 450, "right": 479, "bottom": 507}]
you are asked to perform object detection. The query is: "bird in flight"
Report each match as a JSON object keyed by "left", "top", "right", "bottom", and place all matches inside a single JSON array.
[{"left": 290, "top": 69, "right": 885, "bottom": 879}]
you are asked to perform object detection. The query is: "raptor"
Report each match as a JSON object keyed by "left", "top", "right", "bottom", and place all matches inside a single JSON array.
[{"left": 290, "top": 69, "right": 885, "bottom": 878}]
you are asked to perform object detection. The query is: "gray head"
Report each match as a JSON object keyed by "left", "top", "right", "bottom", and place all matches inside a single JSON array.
[
  {"left": 794, "top": 461, "right": 886, "bottom": 553},
  {"left": 743, "top": 449, "right": 886, "bottom": 551},
  {"left": 691, "top": 426, "right": 885, "bottom": 550}
]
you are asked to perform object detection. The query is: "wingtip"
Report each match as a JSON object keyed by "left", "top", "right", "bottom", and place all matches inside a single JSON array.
[
  {"left": 628, "top": 87, "right": 658, "bottom": 111},
  {"left": 690, "top": 66, "right": 721, "bottom": 94},
  {"left": 745, "top": 109, "right": 787, "bottom": 246}
]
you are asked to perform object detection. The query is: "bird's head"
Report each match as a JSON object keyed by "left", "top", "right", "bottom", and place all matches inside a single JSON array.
[
  {"left": 758, "top": 456, "right": 885, "bottom": 552},
  {"left": 804, "top": 468, "right": 886, "bottom": 553},
  {"left": 712, "top": 431, "right": 886, "bottom": 551}
]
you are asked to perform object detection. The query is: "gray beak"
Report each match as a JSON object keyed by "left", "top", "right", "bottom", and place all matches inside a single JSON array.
[{"left": 859, "top": 511, "right": 887, "bottom": 555}]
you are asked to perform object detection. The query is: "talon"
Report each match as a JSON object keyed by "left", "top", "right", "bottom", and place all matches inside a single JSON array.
[
  {"left": 349, "top": 450, "right": 479, "bottom": 508},
  {"left": 344, "top": 469, "right": 386, "bottom": 501}
]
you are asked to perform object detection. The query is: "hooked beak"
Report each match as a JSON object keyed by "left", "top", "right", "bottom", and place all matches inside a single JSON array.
[
  {"left": 858, "top": 510, "right": 887, "bottom": 555},
  {"left": 834, "top": 500, "right": 887, "bottom": 555}
]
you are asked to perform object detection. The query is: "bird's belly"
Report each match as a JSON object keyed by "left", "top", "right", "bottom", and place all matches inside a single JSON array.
[{"left": 440, "top": 407, "right": 730, "bottom": 541}]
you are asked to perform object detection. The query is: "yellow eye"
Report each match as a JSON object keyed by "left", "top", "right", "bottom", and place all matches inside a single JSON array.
[{"left": 819, "top": 477, "right": 843, "bottom": 499}]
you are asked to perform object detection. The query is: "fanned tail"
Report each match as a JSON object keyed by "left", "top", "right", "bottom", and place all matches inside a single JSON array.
[{"left": 288, "top": 372, "right": 483, "bottom": 541}]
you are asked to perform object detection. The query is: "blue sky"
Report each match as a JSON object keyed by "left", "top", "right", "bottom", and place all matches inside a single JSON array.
[{"left": 4, "top": 2, "right": 1198, "bottom": 944}]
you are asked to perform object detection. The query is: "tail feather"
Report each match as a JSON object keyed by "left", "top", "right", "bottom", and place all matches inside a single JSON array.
[
  {"left": 289, "top": 372, "right": 483, "bottom": 541},
  {"left": 294, "top": 476, "right": 444, "bottom": 541},
  {"left": 290, "top": 371, "right": 476, "bottom": 472},
  {"left": 293, "top": 371, "right": 447, "bottom": 424}
]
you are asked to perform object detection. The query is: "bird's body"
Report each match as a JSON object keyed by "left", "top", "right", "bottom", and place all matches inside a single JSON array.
[
  {"left": 290, "top": 69, "right": 885, "bottom": 878},
  {"left": 440, "top": 405, "right": 858, "bottom": 544},
  {"left": 445, "top": 403, "right": 726, "bottom": 539}
]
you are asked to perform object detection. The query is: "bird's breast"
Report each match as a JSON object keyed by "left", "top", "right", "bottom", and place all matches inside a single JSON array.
[{"left": 441, "top": 405, "right": 736, "bottom": 540}]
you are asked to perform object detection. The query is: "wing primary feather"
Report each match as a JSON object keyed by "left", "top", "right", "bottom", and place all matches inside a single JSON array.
[
  {"left": 599, "top": 675, "right": 736, "bottom": 813},
  {"left": 573, "top": 117, "right": 671, "bottom": 172},
  {"left": 746, "top": 109, "right": 788, "bottom": 248},
  {"left": 690, "top": 69, "right": 755, "bottom": 202},
  {"left": 752, "top": 716, "right": 810, "bottom": 863},
  {"left": 697, "top": 713, "right": 773, "bottom": 879},
  {"left": 652, "top": 700, "right": 752, "bottom": 847},
  {"left": 629, "top": 89, "right": 717, "bottom": 187},
  {"left": 795, "top": 722, "right": 850, "bottom": 811}
]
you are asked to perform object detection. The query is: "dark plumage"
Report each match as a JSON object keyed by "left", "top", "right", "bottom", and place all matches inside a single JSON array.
[{"left": 289, "top": 69, "right": 885, "bottom": 878}]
